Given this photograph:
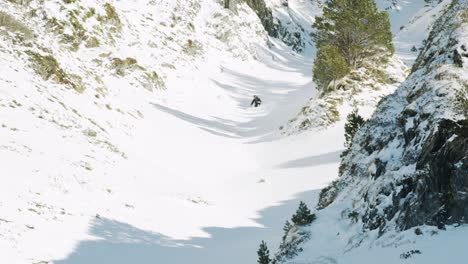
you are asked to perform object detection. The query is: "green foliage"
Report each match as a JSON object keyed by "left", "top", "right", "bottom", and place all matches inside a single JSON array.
[
  {"left": 111, "top": 57, "right": 142, "bottom": 75},
  {"left": 142, "top": 71, "right": 165, "bottom": 90},
  {"left": 64, "top": 11, "right": 87, "bottom": 51},
  {"left": 313, "top": 45, "right": 350, "bottom": 90},
  {"left": 257, "top": 241, "right": 271, "bottom": 264},
  {"left": 348, "top": 211, "right": 359, "bottom": 223},
  {"left": 344, "top": 109, "right": 365, "bottom": 150},
  {"left": 462, "top": 10, "right": 468, "bottom": 23},
  {"left": 85, "top": 36, "right": 100, "bottom": 48},
  {"left": 101, "top": 3, "right": 121, "bottom": 26},
  {"left": 84, "top": 8, "right": 96, "bottom": 21},
  {"left": 313, "top": 0, "right": 394, "bottom": 68},
  {"left": 0, "top": 11, "right": 33, "bottom": 40},
  {"left": 104, "top": 3, "right": 118, "bottom": 19},
  {"left": 27, "top": 51, "right": 63, "bottom": 81},
  {"left": 291, "top": 201, "right": 316, "bottom": 226},
  {"left": 26, "top": 51, "right": 85, "bottom": 93}
]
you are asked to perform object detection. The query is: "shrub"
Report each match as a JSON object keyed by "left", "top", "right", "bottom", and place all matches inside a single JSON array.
[
  {"left": 111, "top": 57, "right": 142, "bottom": 75},
  {"left": 26, "top": 51, "right": 63, "bottom": 81},
  {"left": 344, "top": 109, "right": 365, "bottom": 150},
  {"left": 26, "top": 51, "right": 85, "bottom": 92},
  {"left": 0, "top": 11, "right": 33, "bottom": 39},
  {"left": 85, "top": 36, "right": 100, "bottom": 48},
  {"left": 461, "top": 10, "right": 468, "bottom": 23},
  {"left": 100, "top": 3, "right": 121, "bottom": 27}
]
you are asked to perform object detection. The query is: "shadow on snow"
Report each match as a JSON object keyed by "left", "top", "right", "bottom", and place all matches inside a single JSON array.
[
  {"left": 54, "top": 190, "right": 320, "bottom": 264},
  {"left": 276, "top": 150, "right": 343, "bottom": 169}
]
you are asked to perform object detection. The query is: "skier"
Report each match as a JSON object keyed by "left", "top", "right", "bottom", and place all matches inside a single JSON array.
[{"left": 251, "top": 95, "right": 262, "bottom": 107}]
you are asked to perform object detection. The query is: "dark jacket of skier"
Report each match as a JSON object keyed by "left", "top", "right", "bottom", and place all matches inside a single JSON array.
[{"left": 251, "top": 95, "right": 262, "bottom": 107}]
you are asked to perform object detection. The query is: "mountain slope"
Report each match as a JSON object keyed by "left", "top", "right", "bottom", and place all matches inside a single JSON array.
[
  {"left": 273, "top": 0, "right": 468, "bottom": 263},
  {"left": 335, "top": 0, "right": 468, "bottom": 234},
  {"left": 0, "top": 1, "right": 338, "bottom": 263}
]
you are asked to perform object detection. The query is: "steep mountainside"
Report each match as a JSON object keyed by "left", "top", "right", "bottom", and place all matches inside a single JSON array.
[
  {"left": 283, "top": 0, "right": 452, "bottom": 134},
  {"left": 0, "top": 1, "right": 330, "bottom": 263},
  {"left": 1, "top": 0, "right": 466, "bottom": 263},
  {"left": 273, "top": 0, "right": 468, "bottom": 263},
  {"left": 329, "top": 0, "right": 468, "bottom": 234}
]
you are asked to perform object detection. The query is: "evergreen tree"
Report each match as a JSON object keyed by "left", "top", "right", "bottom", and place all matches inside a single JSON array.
[
  {"left": 313, "top": 45, "right": 350, "bottom": 90},
  {"left": 291, "top": 201, "right": 316, "bottom": 226},
  {"left": 283, "top": 220, "right": 292, "bottom": 233},
  {"left": 313, "top": 0, "right": 394, "bottom": 68},
  {"left": 281, "top": 220, "right": 293, "bottom": 241},
  {"left": 344, "top": 109, "right": 365, "bottom": 150},
  {"left": 312, "top": 0, "right": 393, "bottom": 90},
  {"left": 257, "top": 240, "right": 271, "bottom": 264}
]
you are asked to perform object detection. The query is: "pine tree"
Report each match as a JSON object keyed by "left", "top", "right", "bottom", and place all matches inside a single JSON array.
[
  {"left": 283, "top": 220, "right": 292, "bottom": 233},
  {"left": 313, "top": 45, "right": 350, "bottom": 90},
  {"left": 313, "top": 0, "right": 394, "bottom": 68},
  {"left": 291, "top": 201, "right": 316, "bottom": 226},
  {"left": 257, "top": 240, "right": 271, "bottom": 264},
  {"left": 281, "top": 220, "right": 293, "bottom": 241},
  {"left": 344, "top": 109, "right": 365, "bottom": 150},
  {"left": 312, "top": 0, "right": 393, "bottom": 91}
]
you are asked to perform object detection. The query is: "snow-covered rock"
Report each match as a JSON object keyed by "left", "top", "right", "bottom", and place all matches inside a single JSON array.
[
  {"left": 273, "top": 1, "right": 467, "bottom": 263},
  {"left": 333, "top": 0, "right": 468, "bottom": 234}
]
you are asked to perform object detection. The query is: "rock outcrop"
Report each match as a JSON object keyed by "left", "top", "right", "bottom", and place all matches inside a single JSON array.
[{"left": 320, "top": 0, "right": 468, "bottom": 233}]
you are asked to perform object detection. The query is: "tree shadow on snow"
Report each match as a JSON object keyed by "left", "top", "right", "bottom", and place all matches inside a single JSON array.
[{"left": 54, "top": 190, "right": 320, "bottom": 264}]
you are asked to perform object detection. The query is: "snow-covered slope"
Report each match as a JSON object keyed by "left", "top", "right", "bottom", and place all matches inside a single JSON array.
[
  {"left": 273, "top": 0, "right": 468, "bottom": 263},
  {"left": 0, "top": 0, "right": 341, "bottom": 263},
  {"left": 1, "top": 0, "right": 466, "bottom": 263}
]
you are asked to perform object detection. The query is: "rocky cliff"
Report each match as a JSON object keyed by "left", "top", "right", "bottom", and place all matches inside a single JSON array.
[{"left": 321, "top": 0, "right": 468, "bottom": 233}]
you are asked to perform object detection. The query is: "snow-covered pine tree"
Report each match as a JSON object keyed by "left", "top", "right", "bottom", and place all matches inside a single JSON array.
[
  {"left": 291, "top": 201, "right": 316, "bottom": 226},
  {"left": 281, "top": 220, "right": 292, "bottom": 241},
  {"left": 257, "top": 240, "right": 271, "bottom": 264}
]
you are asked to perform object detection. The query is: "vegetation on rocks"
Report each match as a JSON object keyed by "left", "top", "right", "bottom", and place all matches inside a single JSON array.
[
  {"left": 27, "top": 51, "right": 85, "bottom": 93},
  {"left": 313, "top": 0, "right": 394, "bottom": 90},
  {"left": 111, "top": 57, "right": 143, "bottom": 76},
  {"left": 0, "top": 10, "right": 33, "bottom": 40}
]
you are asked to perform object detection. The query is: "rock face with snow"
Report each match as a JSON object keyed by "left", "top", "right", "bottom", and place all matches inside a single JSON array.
[
  {"left": 283, "top": 56, "right": 408, "bottom": 133},
  {"left": 245, "top": 0, "right": 279, "bottom": 37},
  {"left": 244, "top": 0, "right": 316, "bottom": 52},
  {"left": 321, "top": 0, "right": 468, "bottom": 233}
]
